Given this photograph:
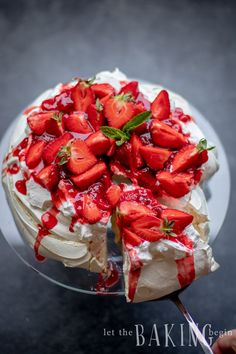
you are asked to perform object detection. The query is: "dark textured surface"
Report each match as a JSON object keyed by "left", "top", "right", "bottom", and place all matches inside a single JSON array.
[{"left": 0, "top": 0, "right": 235, "bottom": 353}]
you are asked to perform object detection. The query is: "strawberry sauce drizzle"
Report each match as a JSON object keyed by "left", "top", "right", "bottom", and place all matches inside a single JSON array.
[
  {"left": 34, "top": 225, "right": 50, "bottom": 261},
  {"left": 175, "top": 235, "right": 195, "bottom": 288},
  {"left": 15, "top": 180, "right": 27, "bottom": 195},
  {"left": 69, "top": 216, "right": 77, "bottom": 232},
  {"left": 6, "top": 163, "right": 20, "bottom": 175},
  {"left": 127, "top": 247, "right": 143, "bottom": 302},
  {"left": 41, "top": 207, "right": 59, "bottom": 230},
  {"left": 96, "top": 261, "right": 120, "bottom": 293}
]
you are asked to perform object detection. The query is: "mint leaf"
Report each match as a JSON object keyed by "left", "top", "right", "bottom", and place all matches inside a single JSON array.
[
  {"left": 123, "top": 111, "right": 152, "bottom": 134},
  {"left": 100, "top": 126, "right": 129, "bottom": 146},
  {"left": 101, "top": 111, "right": 152, "bottom": 146}
]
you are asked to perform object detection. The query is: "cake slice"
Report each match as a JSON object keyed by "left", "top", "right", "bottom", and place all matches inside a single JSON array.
[{"left": 112, "top": 185, "right": 218, "bottom": 303}]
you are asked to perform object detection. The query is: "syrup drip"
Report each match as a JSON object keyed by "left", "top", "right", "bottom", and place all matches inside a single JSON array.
[
  {"left": 96, "top": 261, "right": 120, "bottom": 293},
  {"left": 34, "top": 225, "right": 50, "bottom": 261},
  {"left": 41, "top": 207, "right": 59, "bottom": 230},
  {"left": 6, "top": 164, "right": 19, "bottom": 175},
  {"left": 175, "top": 235, "right": 195, "bottom": 288},
  {"left": 69, "top": 216, "right": 77, "bottom": 233},
  {"left": 15, "top": 180, "right": 27, "bottom": 195}
]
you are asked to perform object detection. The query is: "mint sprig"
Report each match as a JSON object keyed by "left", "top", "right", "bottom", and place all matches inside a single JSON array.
[
  {"left": 123, "top": 111, "right": 152, "bottom": 134},
  {"left": 101, "top": 111, "right": 152, "bottom": 146}
]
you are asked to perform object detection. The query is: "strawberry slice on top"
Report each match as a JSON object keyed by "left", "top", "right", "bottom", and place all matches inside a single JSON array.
[
  {"left": 58, "top": 139, "right": 97, "bottom": 175},
  {"left": 104, "top": 93, "right": 135, "bottom": 129},
  {"left": 45, "top": 112, "right": 65, "bottom": 137},
  {"left": 140, "top": 145, "right": 172, "bottom": 170},
  {"left": 71, "top": 80, "right": 95, "bottom": 112},
  {"left": 34, "top": 164, "right": 59, "bottom": 191},
  {"left": 161, "top": 209, "right": 193, "bottom": 234},
  {"left": 118, "top": 201, "right": 155, "bottom": 224},
  {"left": 119, "top": 81, "right": 139, "bottom": 99},
  {"left": 151, "top": 90, "right": 170, "bottom": 120},
  {"left": 65, "top": 112, "right": 93, "bottom": 134},
  {"left": 150, "top": 120, "right": 187, "bottom": 149},
  {"left": 130, "top": 134, "right": 144, "bottom": 170},
  {"left": 71, "top": 161, "right": 107, "bottom": 190},
  {"left": 91, "top": 83, "right": 115, "bottom": 98},
  {"left": 43, "top": 132, "right": 73, "bottom": 165},
  {"left": 82, "top": 194, "right": 102, "bottom": 223},
  {"left": 171, "top": 139, "right": 213, "bottom": 173},
  {"left": 27, "top": 111, "right": 55, "bottom": 135},
  {"left": 85, "top": 131, "right": 112, "bottom": 156},
  {"left": 87, "top": 99, "right": 105, "bottom": 131},
  {"left": 26, "top": 140, "right": 47, "bottom": 169},
  {"left": 156, "top": 170, "right": 194, "bottom": 198},
  {"left": 41, "top": 90, "right": 74, "bottom": 113}
]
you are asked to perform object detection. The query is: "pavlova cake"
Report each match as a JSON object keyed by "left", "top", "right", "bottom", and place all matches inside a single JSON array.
[{"left": 2, "top": 69, "right": 219, "bottom": 302}]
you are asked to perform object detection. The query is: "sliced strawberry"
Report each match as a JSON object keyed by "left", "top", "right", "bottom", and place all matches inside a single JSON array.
[
  {"left": 27, "top": 112, "right": 54, "bottom": 135},
  {"left": 91, "top": 83, "right": 115, "bottom": 98},
  {"left": 131, "top": 215, "right": 164, "bottom": 242},
  {"left": 82, "top": 194, "right": 102, "bottom": 223},
  {"left": 25, "top": 140, "right": 46, "bottom": 169},
  {"left": 35, "top": 165, "right": 59, "bottom": 191},
  {"left": 161, "top": 209, "right": 193, "bottom": 233},
  {"left": 171, "top": 143, "right": 209, "bottom": 173},
  {"left": 140, "top": 145, "right": 172, "bottom": 170},
  {"left": 71, "top": 161, "right": 107, "bottom": 190},
  {"left": 106, "top": 184, "right": 121, "bottom": 207},
  {"left": 45, "top": 112, "right": 65, "bottom": 136},
  {"left": 156, "top": 170, "right": 194, "bottom": 198},
  {"left": 71, "top": 81, "right": 95, "bottom": 112},
  {"left": 65, "top": 112, "right": 93, "bottom": 134},
  {"left": 150, "top": 120, "right": 186, "bottom": 149},
  {"left": 41, "top": 90, "right": 74, "bottom": 112},
  {"left": 119, "top": 81, "right": 139, "bottom": 99},
  {"left": 85, "top": 131, "right": 112, "bottom": 156},
  {"left": 133, "top": 227, "right": 164, "bottom": 242},
  {"left": 122, "top": 228, "right": 143, "bottom": 247},
  {"left": 135, "top": 168, "right": 158, "bottom": 192},
  {"left": 107, "top": 140, "right": 116, "bottom": 156},
  {"left": 151, "top": 90, "right": 170, "bottom": 120},
  {"left": 119, "top": 201, "right": 154, "bottom": 223},
  {"left": 130, "top": 134, "right": 144, "bottom": 170},
  {"left": 66, "top": 140, "right": 97, "bottom": 175},
  {"left": 42, "top": 132, "right": 73, "bottom": 165},
  {"left": 104, "top": 94, "right": 135, "bottom": 129},
  {"left": 114, "top": 141, "right": 132, "bottom": 169},
  {"left": 132, "top": 104, "right": 149, "bottom": 135},
  {"left": 100, "top": 94, "right": 113, "bottom": 105},
  {"left": 87, "top": 99, "right": 105, "bottom": 131}
]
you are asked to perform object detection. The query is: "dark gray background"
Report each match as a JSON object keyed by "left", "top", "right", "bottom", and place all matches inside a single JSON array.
[{"left": 0, "top": 0, "right": 235, "bottom": 353}]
